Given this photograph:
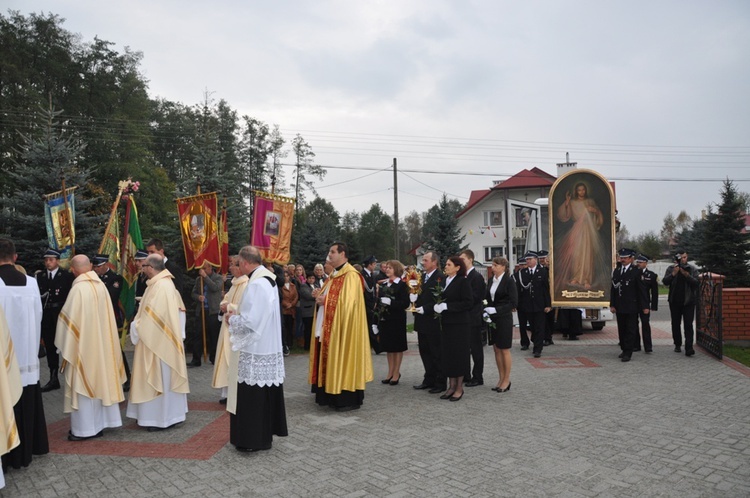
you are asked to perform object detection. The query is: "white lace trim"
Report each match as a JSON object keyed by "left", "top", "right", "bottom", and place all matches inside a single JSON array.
[{"left": 237, "top": 352, "right": 285, "bottom": 387}]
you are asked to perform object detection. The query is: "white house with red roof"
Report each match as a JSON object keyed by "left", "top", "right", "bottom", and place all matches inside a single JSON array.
[{"left": 455, "top": 167, "right": 557, "bottom": 265}]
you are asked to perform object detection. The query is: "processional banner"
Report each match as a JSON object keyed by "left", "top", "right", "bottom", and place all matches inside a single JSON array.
[
  {"left": 120, "top": 195, "right": 143, "bottom": 320},
  {"left": 251, "top": 191, "right": 295, "bottom": 265},
  {"left": 549, "top": 169, "right": 615, "bottom": 307},
  {"left": 44, "top": 187, "right": 77, "bottom": 269},
  {"left": 176, "top": 192, "right": 221, "bottom": 270}
]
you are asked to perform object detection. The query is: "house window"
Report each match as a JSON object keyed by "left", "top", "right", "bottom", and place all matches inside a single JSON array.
[
  {"left": 483, "top": 210, "right": 503, "bottom": 227},
  {"left": 484, "top": 246, "right": 505, "bottom": 262}
]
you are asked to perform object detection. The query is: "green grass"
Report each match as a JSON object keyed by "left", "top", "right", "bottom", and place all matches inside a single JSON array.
[
  {"left": 724, "top": 344, "right": 750, "bottom": 367},
  {"left": 658, "top": 285, "right": 669, "bottom": 295}
]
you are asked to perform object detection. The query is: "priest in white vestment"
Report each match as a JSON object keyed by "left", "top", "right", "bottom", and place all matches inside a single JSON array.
[
  {"left": 0, "top": 305, "right": 22, "bottom": 489},
  {"left": 55, "top": 255, "right": 126, "bottom": 440},
  {"left": 126, "top": 254, "right": 189, "bottom": 431},
  {"left": 0, "top": 238, "right": 48, "bottom": 471},
  {"left": 225, "top": 246, "right": 287, "bottom": 452}
]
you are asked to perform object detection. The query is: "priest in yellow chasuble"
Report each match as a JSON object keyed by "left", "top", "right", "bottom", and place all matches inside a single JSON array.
[
  {"left": 126, "top": 254, "right": 189, "bottom": 431},
  {"left": 212, "top": 256, "right": 247, "bottom": 403},
  {"left": 0, "top": 305, "right": 21, "bottom": 490},
  {"left": 309, "top": 242, "right": 373, "bottom": 411},
  {"left": 55, "top": 255, "right": 126, "bottom": 441}
]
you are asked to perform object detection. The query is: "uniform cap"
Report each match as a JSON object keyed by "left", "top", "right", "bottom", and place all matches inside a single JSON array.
[
  {"left": 92, "top": 254, "right": 110, "bottom": 266},
  {"left": 44, "top": 248, "right": 61, "bottom": 259}
]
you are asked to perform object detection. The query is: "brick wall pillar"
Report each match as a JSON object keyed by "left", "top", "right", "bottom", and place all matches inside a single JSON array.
[{"left": 722, "top": 288, "right": 750, "bottom": 342}]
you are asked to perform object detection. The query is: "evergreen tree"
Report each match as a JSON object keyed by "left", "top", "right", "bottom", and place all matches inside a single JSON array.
[
  {"left": 696, "top": 180, "right": 750, "bottom": 287},
  {"left": 0, "top": 106, "right": 104, "bottom": 268},
  {"left": 358, "top": 203, "right": 394, "bottom": 260},
  {"left": 292, "top": 197, "right": 340, "bottom": 268},
  {"left": 339, "top": 210, "right": 362, "bottom": 264},
  {"left": 422, "top": 194, "right": 466, "bottom": 265}
]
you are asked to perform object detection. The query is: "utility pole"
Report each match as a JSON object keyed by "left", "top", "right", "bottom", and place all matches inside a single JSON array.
[{"left": 393, "top": 158, "right": 399, "bottom": 259}]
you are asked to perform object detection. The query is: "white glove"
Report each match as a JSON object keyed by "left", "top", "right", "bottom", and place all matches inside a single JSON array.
[
  {"left": 372, "top": 324, "right": 379, "bottom": 335},
  {"left": 414, "top": 306, "right": 424, "bottom": 315},
  {"left": 380, "top": 297, "right": 391, "bottom": 305},
  {"left": 409, "top": 293, "right": 418, "bottom": 303},
  {"left": 484, "top": 307, "right": 497, "bottom": 315},
  {"left": 434, "top": 303, "right": 448, "bottom": 314},
  {"left": 483, "top": 312, "right": 492, "bottom": 323}
]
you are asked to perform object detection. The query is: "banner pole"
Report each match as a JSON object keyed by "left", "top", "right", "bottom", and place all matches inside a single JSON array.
[{"left": 60, "top": 176, "right": 75, "bottom": 256}]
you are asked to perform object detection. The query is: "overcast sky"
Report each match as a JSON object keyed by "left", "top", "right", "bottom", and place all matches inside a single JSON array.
[{"left": 7, "top": 1, "right": 750, "bottom": 236}]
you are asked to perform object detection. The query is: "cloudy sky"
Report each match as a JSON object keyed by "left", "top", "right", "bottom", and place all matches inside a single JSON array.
[{"left": 7, "top": 1, "right": 750, "bottom": 235}]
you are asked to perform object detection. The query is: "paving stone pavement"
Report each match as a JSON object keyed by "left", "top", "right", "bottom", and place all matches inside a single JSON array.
[{"left": 2, "top": 320, "right": 749, "bottom": 497}]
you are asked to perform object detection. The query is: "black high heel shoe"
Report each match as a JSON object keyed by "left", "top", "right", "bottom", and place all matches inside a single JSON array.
[
  {"left": 439, "top": 391, "right": 455, "bottom": 400},
  {"left": 497, "top": 382, "right": 511, "bottom": 393},
  {"left": 389, "top": 375, "right": 401, "bottom": 386},
  {"left": 381, "top": 377, "right": 393, "bottom": 384}
]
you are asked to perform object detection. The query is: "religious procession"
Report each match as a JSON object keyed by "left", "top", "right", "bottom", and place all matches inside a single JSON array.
[{"left": 0, "top": 172, "right": 707, "bottom": 493}]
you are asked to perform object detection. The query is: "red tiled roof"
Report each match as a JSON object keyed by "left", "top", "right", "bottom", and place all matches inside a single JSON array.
[
  {"left": 455, "top": 167, "right": 556, "bottom": 218},
  {"left": 492, "top": 167, "right": 556, "bottom": 190}
]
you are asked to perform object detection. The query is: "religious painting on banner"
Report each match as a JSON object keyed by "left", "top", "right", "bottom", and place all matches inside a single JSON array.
[
  {"left": 176, "top": 192, "right": 221, "bottom": 270},
  {"left": 219, "top": 205, "right": 229, "bottom": 274},
  {"left": 549, "top": 169, "right": 616, "bottom": 307},
  {"left": 251, "top": 191, "right": 295, "bottom": 265},
  {"left": 44, "top": 186, "right": 77, "bottom": 269}
]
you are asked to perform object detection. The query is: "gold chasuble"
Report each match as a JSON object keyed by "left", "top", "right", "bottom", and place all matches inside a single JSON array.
[
  {"left": 55, "top": 271, "right": 126, "bottom": 413},
  {"left": 130, "top": 270, "right": 189, "bottom": 404},
  {"left": 308, "top": 263, "right": 373, "bottom": 394},
  {"left": 212, "top": 275, "right": 249, "bottom": 390},
  {"left": 0, "top": 306, "right": 21, "bottom": 457}
]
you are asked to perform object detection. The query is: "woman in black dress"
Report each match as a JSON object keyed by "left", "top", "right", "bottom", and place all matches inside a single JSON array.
[
  {"left": 484, "top": 257, "right": 518, "bottom": 393},
  {"left": 433, "top": 256, "right": 473, "bottom": 401},
  {"left": 377, "top": 260, "right": 409, "bottom": 385}
]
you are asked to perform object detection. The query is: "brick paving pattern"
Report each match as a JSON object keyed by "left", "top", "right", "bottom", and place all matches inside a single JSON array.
[{"left": 2, "top": 319, "right": 749, "bottom": 497}]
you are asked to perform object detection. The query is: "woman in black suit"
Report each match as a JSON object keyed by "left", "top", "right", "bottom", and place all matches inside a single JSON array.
[
  {"left": 377, "top": 260, "right": 409, "bottom": 385},
  {"left": 433, "top": 256, "right": 473, "bottom": 401},
  {"left": 484, "top": 257, "right": 518, "bottom": 393}
]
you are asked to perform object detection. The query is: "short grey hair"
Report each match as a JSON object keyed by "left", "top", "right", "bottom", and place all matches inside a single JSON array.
[
  {"left": 147, "top": 254, "right": 166, "bottom": 272},
  {"left": 238, "top": 245, "right": 262, "bottom": 265}
]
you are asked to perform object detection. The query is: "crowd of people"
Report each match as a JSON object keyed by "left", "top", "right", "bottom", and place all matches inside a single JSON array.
[{"left": 0, "top": 232, "right": 701, "bottom": 489}]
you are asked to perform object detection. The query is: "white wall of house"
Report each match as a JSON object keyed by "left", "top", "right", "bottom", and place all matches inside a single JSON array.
[{"left": 459, "top": 188, "right": 548, "bottom": 266}]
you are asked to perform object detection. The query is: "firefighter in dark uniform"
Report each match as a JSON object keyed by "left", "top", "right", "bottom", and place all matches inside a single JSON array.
[
  {"left": 517, "top": 251, "right": 551, "bottom": 358},
  {"left": 538, "top": 250, "right": 556, "bottom": 346},
  {"left": 513, "top": 256, "right": 530, "bottom": 350},
  {"left": 361, "top": 255, "right": 381, "bottom": 355},
  {"left": 635, "top": 254, "right": 659, "bottom": 353},
  {"left": 133, "top": 249, "right": 149, "bottom": 313},
  {"left": 36, "top": 248, "right": 74, "bottom": 392},
  {"left": 610, "top": 248, "right": 642, "bottom": 362},
  {"left": 92, "top": 254, "right": 131, "bottom": 391}
]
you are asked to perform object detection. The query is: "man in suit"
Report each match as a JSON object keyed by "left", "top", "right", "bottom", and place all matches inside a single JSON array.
[
  {"left": 635, "top": 254, "right": 659, "bottom": 353},
  {"left": 517, "top": 251, "right": 551, "bottom": 358},
  {"left": 459, "top": 250, "right": 486, "bottom": 386},
  {"left": 412, "top": 251, "right": 446, "bottom": 393},
  {"left": 513, "top": 256, "right": 530, "bottom": 350},
  {"left": 36, "top": 249, "right": 74, "bottom": 392},
  {"left": 189, "top": 261, "right": 224, "bottom": 367},
  {"left": 361, "top": 255, "right": 381, "bottom": 355},
  {"left": 145, "top": 238, "right": 184, "bottom": 298},
  {"left": 662, "top": 249, "right": 699, "bottom": 356},
  {"left": 610, "top": 248, "right": 641, "bottom": 362}
]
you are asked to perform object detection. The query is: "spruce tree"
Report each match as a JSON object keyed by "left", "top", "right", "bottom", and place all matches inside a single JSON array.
[
  {"left": 422, "top": 194, "right": 466, "bottom": 265},
  {"left": 0, "top": 106, "right": 103, "bottom": 268},
  {"left": 697, "top": 180, "right": 750, "bottom": 287}
]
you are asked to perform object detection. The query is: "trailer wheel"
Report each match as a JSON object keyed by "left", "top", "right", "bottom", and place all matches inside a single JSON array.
[{"left": 591, "top": 321, "right": 605, "bottom": 331}]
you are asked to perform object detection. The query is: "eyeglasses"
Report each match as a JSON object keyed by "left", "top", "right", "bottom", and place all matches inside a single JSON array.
[{"left": 141, "top": 264, "right": 152, "bottom": 268}]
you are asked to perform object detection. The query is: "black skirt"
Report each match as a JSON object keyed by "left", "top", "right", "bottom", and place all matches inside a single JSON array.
[
  {"left": 440, "top": 322, "right": 470, "bottom": 378},
  {"left": 1, "top": 383, "right": 49, "bottom": 471},
  {"left": 230, "top": 383, "right": 288, "bottom": 451},
  {"left": 489, "top": 314, "right": 514, "bottom": 349}
]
